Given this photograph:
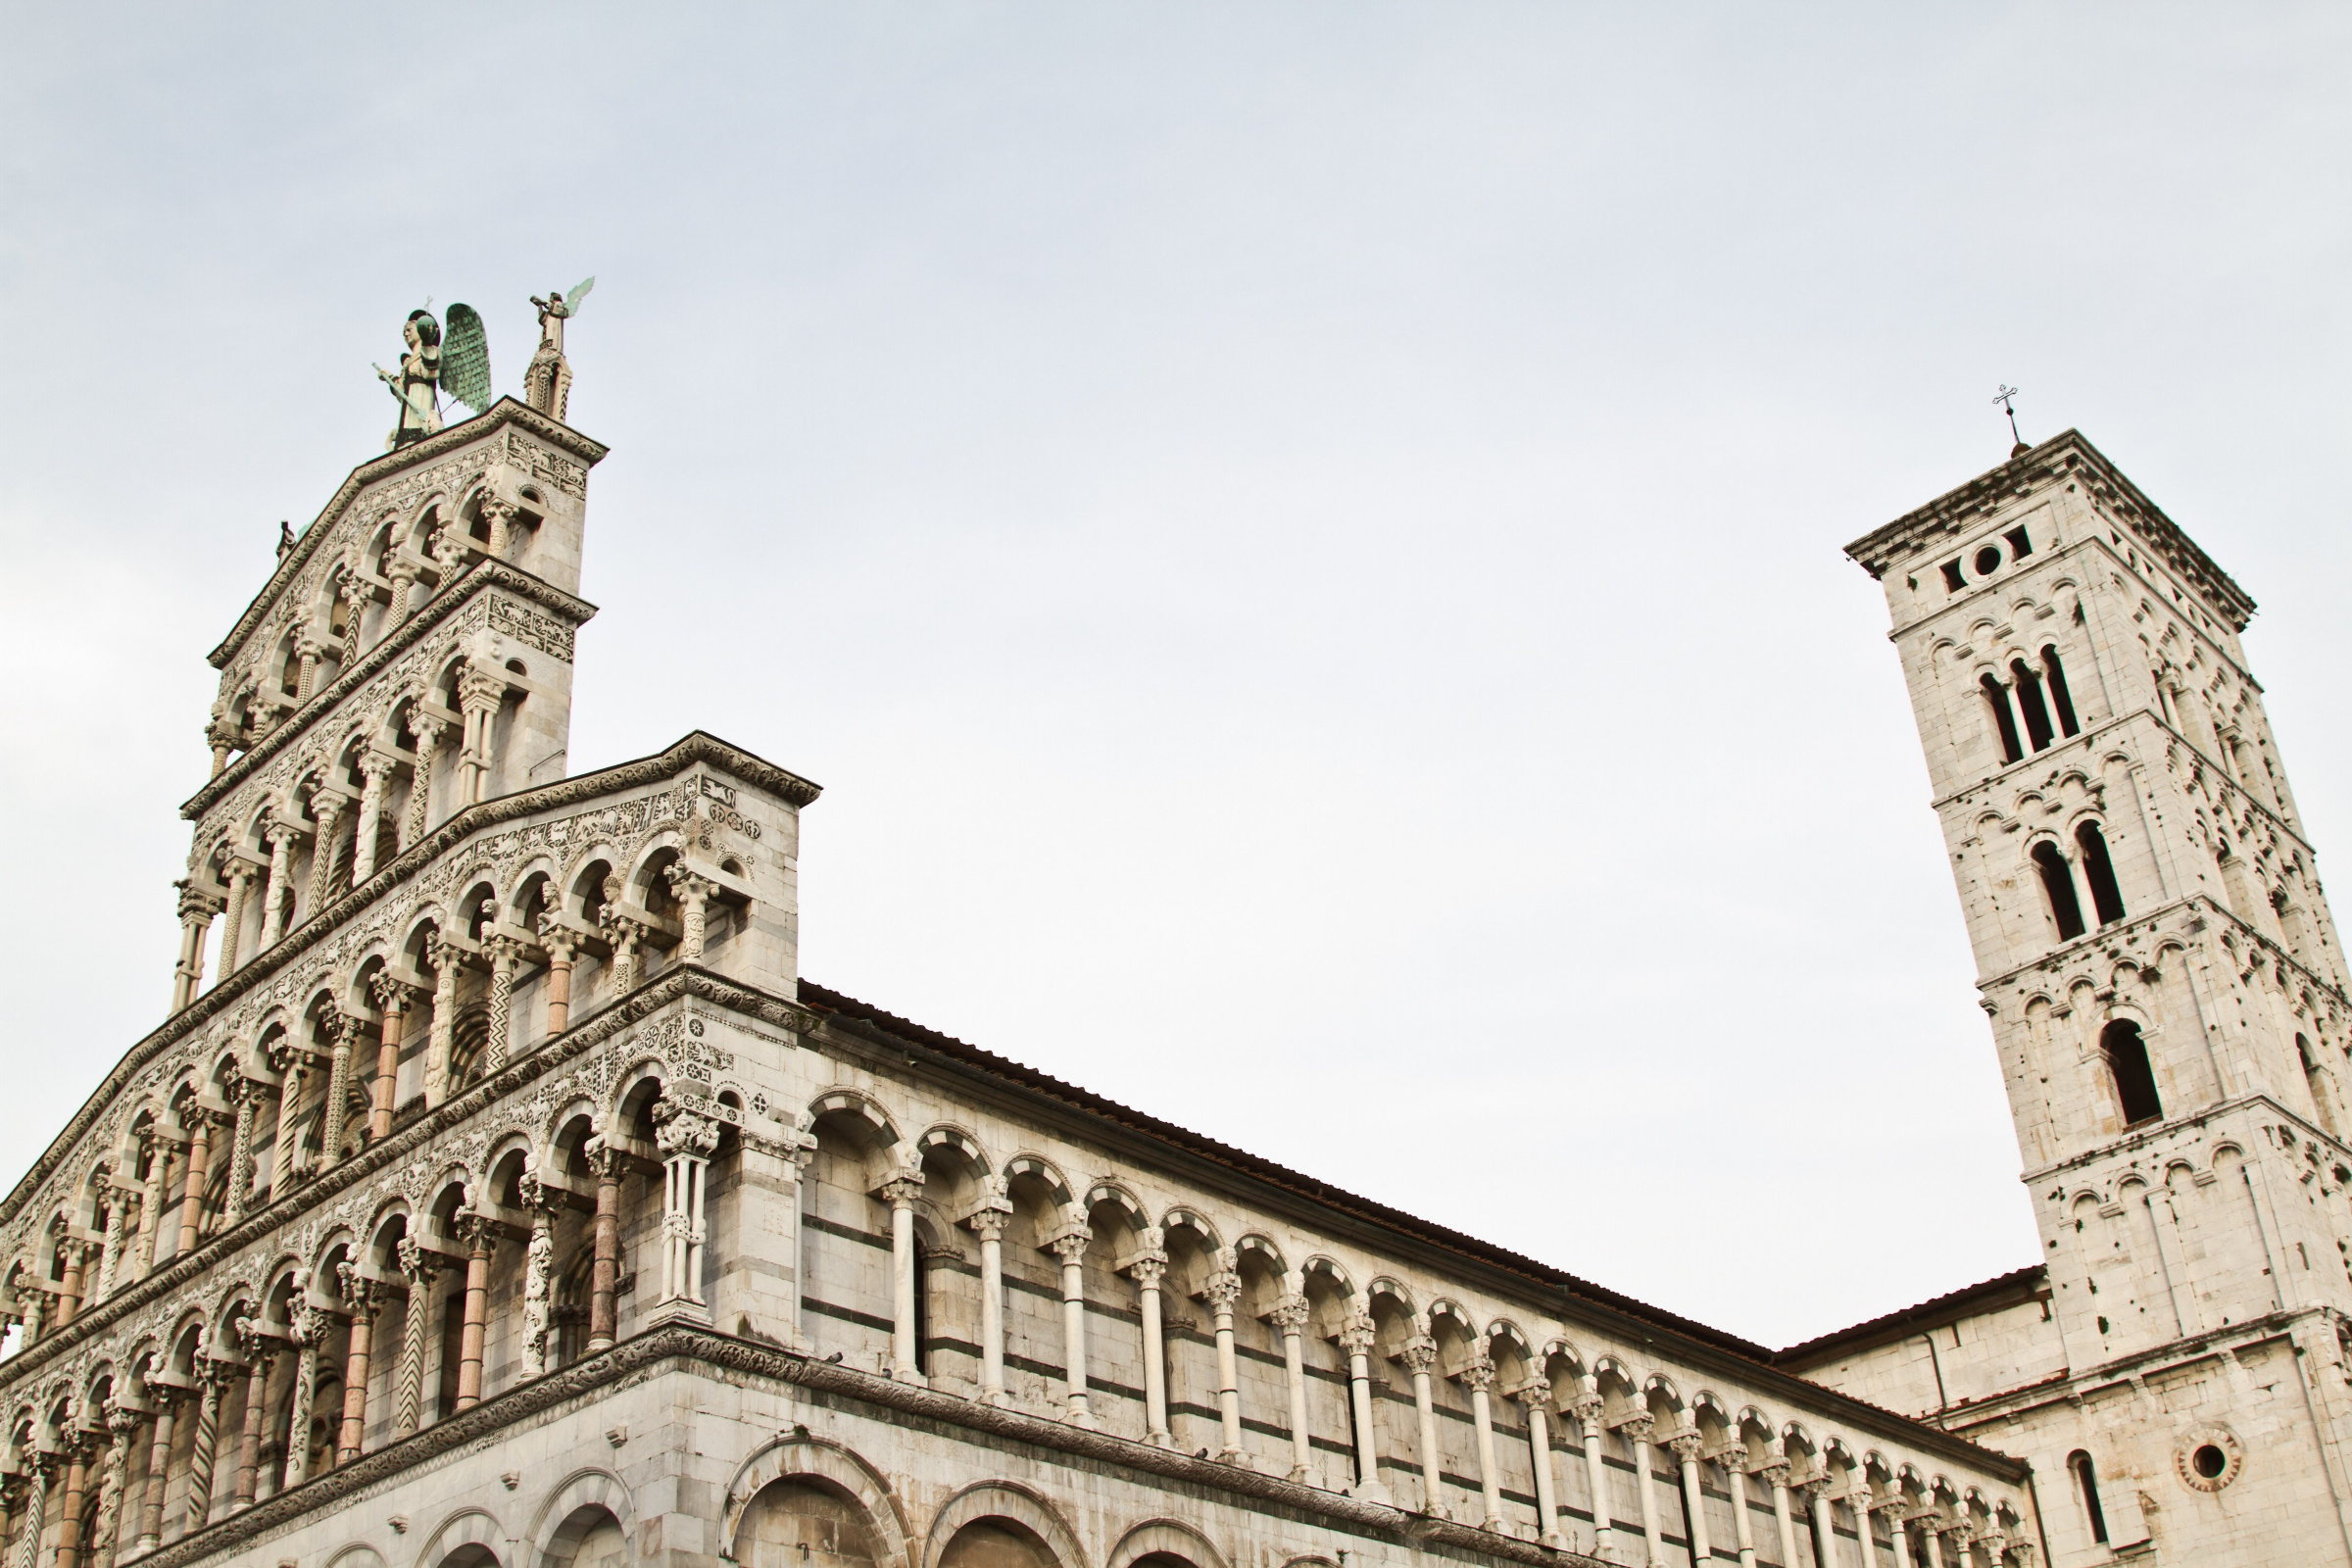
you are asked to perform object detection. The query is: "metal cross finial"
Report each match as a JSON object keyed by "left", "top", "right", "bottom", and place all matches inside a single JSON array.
[{"left": 1993, "top": 385, "right": 2026, "bottom": 454}]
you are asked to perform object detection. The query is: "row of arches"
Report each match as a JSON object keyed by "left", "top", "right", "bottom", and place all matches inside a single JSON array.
[{"left": 1980, "top": 645, "right": 2081, "bottom": 765}]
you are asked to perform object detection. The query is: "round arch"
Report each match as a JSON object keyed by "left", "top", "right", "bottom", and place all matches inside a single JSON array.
[
  {"left": 526, "top": 1467, "right": 636, "bottom": 1567},
  {"left": 1104, "top": 1521, "right": 1229, "bottom": 1568},
  {"left": 721, "top": 1436, "right": 912, "bottom": 1568},
  {"left": 922, "top": 1482, "right": 1088, "bottom": 1568},
  {"left": 415, "top": 1506, "right": 506, "bottom": 1568}
]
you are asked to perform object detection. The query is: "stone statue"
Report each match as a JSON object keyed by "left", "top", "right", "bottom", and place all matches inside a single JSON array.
[
  {"left": 375, "top": 303, "right": 492, "bottom": 451},
  {"left": 524, "top": 277, "right": 593, "bottom": 422}
]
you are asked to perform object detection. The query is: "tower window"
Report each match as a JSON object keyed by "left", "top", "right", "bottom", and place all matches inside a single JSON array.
[
  {"left": 2034, "top": 841, "right": 2086, "bottom": 940},
  {"left": 1975, "top": 545, "right": 2003, "bottom": 577},
  {"left": 2041, "top": 646, "right": 2080, "bottom": 736},
  {"left": 1941, "top": 559, "right": 1967, "bottom": 592},
  {"left": 2005, "top": 524, "right": 2034, "bottom": 559},
  {"left": 2101, "top": 1021, "right": 2163, "bottom": 1126},
  {"left": 2076, "top": 823, "right": 2127, "bottom": 925},
  {"left": 2070, "top": 1451, "right": 2108, "bottom": 1544},
  {"left": 1983, "top": 674, "right": 2024, "bottom": 764},
  {"left": 2012, "top": 659, "right": 2056, "bottom": 752}
]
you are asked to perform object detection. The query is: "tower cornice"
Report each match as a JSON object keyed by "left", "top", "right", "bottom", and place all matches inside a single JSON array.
[
  {"left": 1844, "top": 428, "right": 2257, "bottom": 631},
  {"left": 207, "top": 397, "right": 609, "bottom": 669}
]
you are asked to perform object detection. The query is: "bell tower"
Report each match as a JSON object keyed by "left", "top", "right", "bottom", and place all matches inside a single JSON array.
[{"left": 1847, "top": 430, "right": 2352, "bottom": 1365}]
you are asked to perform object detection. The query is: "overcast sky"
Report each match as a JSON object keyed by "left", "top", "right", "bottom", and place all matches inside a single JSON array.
[{"left": 3, "top": 5, "right": 2346, "bottom": 1348}]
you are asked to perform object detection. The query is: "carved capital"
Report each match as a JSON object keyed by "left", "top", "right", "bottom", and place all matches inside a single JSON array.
[
  {"left": 536, "top": 916, "right": 579, "bottom": 961},
  {"left": 485, "top": 934, "right": 525, "bottom": 973},
  {"left": 1666, "top": 1429, "right": 1703, "bottom": 1463},
  {"left": 664, "top": 864, "right": 715, "bottom": 904},
  {"left": 1201, "top": 1269, "right": 1242, "bottom": 1315},
  {"left": 650, "top": 1100, "right": 718, "bottom": 1158},
  {"left": 1267, "top": 1291, "right": 1310, "bottom": 1336},
  {"left": 1454, "top": 1350, "right": 1495, "bottom": 1394},
  {"left": 1396, "top": 1333, "right": 1437, "bottom": 1376},
  {"left": 880, "top": 1174, "right": 924, "bottom": 1206},
  {"left": 1045, "top": 1226, "right": 1094, "bottom": 1267},
  {"left": 1336, "top": 1309, "right": 1377, "bottom": 1359},
  {"left": 1609, "top": 1410, "right": 1655, "bottom": 1443},
  {"left": 368, "top": 971, "right": 416, "bottom": 1015},
  {"left": 395, "top": 1236, "right": 438, "bottom": 1286},
  {"left": 1512, "top": 1378, "right": 1553, "bottom": 1412},
  {"left": 1758, "top": 1461, "right": 1791, "bottom": 1490}
]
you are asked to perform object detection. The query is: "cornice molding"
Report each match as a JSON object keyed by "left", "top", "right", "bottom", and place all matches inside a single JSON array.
[
  {"left": 183, "top": 562, "right": 599, "bottom": 818},
  {"left": 1, "top": 741, "right": 820, "bottom": 1232},
  {"left": 1843, "top": 429, "right": 2256, "bottom": 631},
  {"left": 209, "top": 398, "right": 609, "bottom": 668}
]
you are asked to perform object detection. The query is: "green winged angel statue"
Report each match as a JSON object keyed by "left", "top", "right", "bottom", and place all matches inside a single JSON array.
[{"left": 374, "top": 302, "right": 492, "bottom": 450}]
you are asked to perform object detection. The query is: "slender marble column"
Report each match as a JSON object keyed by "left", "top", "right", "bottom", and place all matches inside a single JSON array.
[
  {"left": 278, "top": 1312, "right": 320, "bottom": 1490},
  {"left": 422, "top": 935, "right": 462, "bottom": 1107},
  {"left": 175, "top": 1113, "right": 216, "bottom": 1257},
  {"left": 135, "top": 1135, "right": 174, "bottom": 1277},
  {"left": 367, "top": 974, "right": 411, "bottom": 1140},
  {"left": 884, "top": 1173, "right": 924, "bottom": 1383},
  {"left": 182, "top": 1364, "right": 225, "bottom": 1532},
  {"left": 1617, "top": 1413, "right": 1663, "bottom": 1566},
  {"left": 134, "top": 1391, "right": 179, "bottom": 1551},
  {"left": 1880, "top": 1497, "right": 1915, "bottom": 1568},
  {"left": 653, "top": 1103, "right": 717, "bottom": 1312},
  {"left": 402, "top": 719, "right": 444, "bottom": 848},
  {"left": 392, "top": 1240, "right": 437, "bottom": 1437},
  {"left": 171, "top": 885, "right": 220, "bottom": 1011},
  {"left": 969, "top": 1196, "right": 1011, "bottom": 1403},
  {"left": 1716, "top": 1448, "right": 1759, "bottom": 1568},
  {"left": 1204, "top": 1266, "right": 1247, "bottom": 1462},
  {"left": 318, "top": 1014, "right": 357, "bottom": 1173},
  {"left": 385, "top": 562, "right": 417, "bottom": 625},
  {"left": 586, "top": 1145, "right": 622, "bottom": 1351},
  {"left": 1669, "top": 1430, "right": 1713, "bottom": 1566},
  {"left": 334, "top": 1271, "right": 380, "bottom": 1463},
  {"left": 1462, "top": 1354, "right": 1503, "bottom": 1531},
  {"left": 667, "top": 866, "right": 714, "bottom": 962},
  {"left": 350, "top": 755, "right": 388, "bottom": 884},
  {"left": 14, "top": 1453, "right": 52, "bottom": 1568},
  {"left": 601, "top": 913, "right": 644, "bottom": 995},
  {"left": 256, "top": 823, "right": 296, "bottom": 950},
  {"left": 1517, "top": 1382, "right": 1564, "bottom": 1547},
  {"left": 454, "top": 1217, "right": 493, "bottom": 1410},
  {"left": 91, "top": 1181, "right": 131, "bottom": 1303},
  {"left": 1764, "top": 1462, "right": 1802, "bottom": 1568},
  {"left": 267, "top": 1046, "right": 311, "bottom": 1198},
  {"left": 229, "top": 1324, "right": 276, "bottom": 1509},
  {"left": 90, "top": 1404, "right": 136, "bottom": 1568},
  {"left": 305, "top": 794, "right": 346, "bottom": 914},
  {"left": 1399, "top": 1333, "right": 1443, "bottom": 1515},
  {"left": 53, "top": 1237, "right": 86, "bottom": 1327},
  {"left": 1132, "top": 1240, "right": 1173, "bottom": 1448},
  {"left": 538, "top": 923, "right": 577, "bottom": 1033},
  {"left": 517, "top": 1176, "right": 557, "bottom": 1380},
  {"left": 51, "top": 1435, "right": 89, "bottom": 1568},
  {"left": 217, "top": 864, "right": 255, "bottom": 979},
  {"left": 1049, "top": 1229, "right": 1097, "bottom": 1429},
  {"left": 222, "top": 1082, "right": 261, "bottom": 1226},
  {"left": 457, "top": 668, "right": 503, "bottom": 805},
  {"left": 481, "top": 938, "right": 520, "bottom": 1076}
]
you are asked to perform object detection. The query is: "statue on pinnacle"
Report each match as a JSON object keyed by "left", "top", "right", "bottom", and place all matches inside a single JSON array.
[{"left": 525, "top": 276, "right": 594, "bottom": 422}]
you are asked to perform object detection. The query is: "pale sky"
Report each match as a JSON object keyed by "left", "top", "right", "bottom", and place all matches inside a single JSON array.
[{"left": 3, "top": 4, "right": 2345, "bottom": 1348}]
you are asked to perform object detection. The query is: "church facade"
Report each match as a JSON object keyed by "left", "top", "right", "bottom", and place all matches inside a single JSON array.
[{"left": 0, "top": 342, "right": 2336, "bottom": 1568}]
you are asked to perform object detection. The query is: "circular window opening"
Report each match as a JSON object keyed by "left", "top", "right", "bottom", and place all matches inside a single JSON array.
[
  {"left": 1975, "top": 545, "right": 2003, "bottom": 576},
  {"left": 2193, "top": 1444, "right": 2227, "bottom": 1479}
]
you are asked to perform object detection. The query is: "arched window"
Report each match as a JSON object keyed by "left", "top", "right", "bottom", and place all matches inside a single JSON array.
[
  {"left": 2076, "top": 823, "right": 2127, "bottom": 925},
  {"left": 2041, "top": 646, "right": 2081, "bottom": 736},
  {"left": 2298, "top": 1034, "right": 2338, "bottom": 1136},
  {"left": 2011, "top": 659, "right": 2056, "bottom": 752},
  {"left": 1982, "top": 674, "right": 2024, "bottom": 764},
  {"left": 2070, "top": 1450, "right": 2109, "bottom": 1544},
  {"left": 2101, "top": 1021, "right": 2163, "bottom": 1126},
  {"left": 2034, "top": 841, "right": 2086, "bottom": 940}
]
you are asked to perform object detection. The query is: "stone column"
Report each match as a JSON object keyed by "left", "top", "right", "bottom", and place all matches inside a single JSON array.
[
  {"left": 392, "top": 1239, "right": 437, "bottom": 1436},
  {"left": 334, "top": 1268, "right": 380, "bottom": 1463},
  {"left": 175, "top": 1110, "right": 216, "bottom": 1257},
  {"left": 652, "top": 1102, "right": 718, "bottom": 1315},
  {"left": 206, "top": 705, "right": 239, "bottom": 778},
  {"left": 135, "top": 1134, "right": 174, "bottom": 1276},
  {"left": 667, "top": 866, "right": 714, "bottom": 962},
  {"left": 1573, "top": 1391, "right": 1613, "bottom": 1557},
  {"left": 229, "top": 1321, "right": 276, "bottom": 1510},
  {"left": 1670, "top": 1429, "right": 1713, "bottom": 1566},
  {"left": 293, "top": 632, "right": 322, "bottom": 706},
  {"left": 1337, "top": 1309, "right": 1383, "bottom": 1499},
  {"left": 133, "top": 1390, "right": 178, "bottom": 1551},
  {"left": 1462, "top": 1353, "right": 1504, "bottom": 1531},
  {"left": 457, "top": 667, "right": 504, "bottom": 806},
  {"left": 222, "top": 1080, "right": 261, "bottom": 1226},
  {"left": 883, "top": 1170, "right": 925, "bottom": 1383},
  {"left": 350, "top": 755, "right": 388, "bottom": 884},
  {"left": 481, "top": 497, "right": 516, "bottom": 559},
  {"left": 319, "top": 1013, "right": 357, "bottom": 1173},
  {"left": 968, "top": 1181, "right": 1011, "bottom": 1401},
  {"left": 1399, "top": 1332, "right": 1444, "bottom": 1515},
  {"left": 1203, "top": 1264, "right": 1247, "bottom": 1461},
  {"left": 368, "top": 974, "right": 412, "bottom": 1140},
  {"left": 267, "top": 1045, "right": 311, "bottom": 1198},
  {"left": 1270, "top": 1286, "right": 1312, "bottom": 1480},
  {"left": 1517, "top": 1381, "right": 1563, "bottom": 1547},
  {"left": 217, "top": 863, "right": 255, "bottom": 979},
  {"left": 422, "top": 935, "right": 461, "bottom": 1108},
  {"left": 1716, "top": 1447, "right": 1759, "bottom": 1568},
  {"left": 601, "top": 913, "right": 645, "bottom": 995},
  {"left": 1047, "top": 1227, "right": 1096, "bottom": 1429},
  {"left": 90, "top": 1178, "right": 131, "bottom": 1302},
  {"left": 256, "top": 822, "right": 296, "bottom": 950},
  {"left": 53, "top": 1236, "right": 88, "bottom": 1327},
  {"left": 385, "top": 561, "right": 417, "bottom": 625},
  {"left": 171, "top": 885, "right": 220, "bottom": 1012},
  {"left": 517, "top": 1175, "right": 558, "bottom": 1380},
  {"left": 538, "top": 922, "right": 577, "bottom": 1034},
  {"left": 586, "top": 1143, "right": 622, "bottom": 1351},
  {"left": 91, "top": 1404, "right": 137, "bottom": 1568},
  {"left": 278, "top": 1307, "right": 320, "bottom": 1490},
  {"left": 305, "top": 793, "right": 346, "bottom": 913},
  {"left": 402, "top": 718, "right": 444, "bottom": 849},
  {"left": 481, "top": 937, "right": 521, "bottom": 1076},
  {"left": 1877, "top": 1496, "right": 1914, "bottom": 1568},
  {"left": 182, "top": 1361, "right": 226, "bottom": 1532},
  {"left": 455, "top": 1216, "right": 493, "bottom": 1410},
  {"left": 1763, "top": 1461, "right": 1801, "bottom": 1568},
  {"left": 1131, "top": 1237, "right": 1173, "bottom": 1447},
  {"left": 13, "top": 1453, "right": 52, "bottom": 1568},
  {"left": 1615, "top": 1412, "right": 1662, "bottom": 1565},
  {"left": 52, "top": 1433, "right": 89, "bottom": 1568}
]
